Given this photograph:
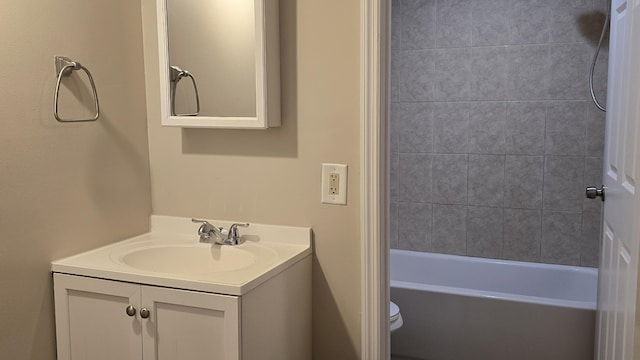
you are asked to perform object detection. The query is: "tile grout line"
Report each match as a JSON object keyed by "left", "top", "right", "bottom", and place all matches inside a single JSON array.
[{"left": 540, "top": 102, "right": 548, "bottom": 263}]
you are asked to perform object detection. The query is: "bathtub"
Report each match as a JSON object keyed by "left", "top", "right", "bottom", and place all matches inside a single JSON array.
[{"left": 390, "top": 249, "right": 598, "bottom": 360}]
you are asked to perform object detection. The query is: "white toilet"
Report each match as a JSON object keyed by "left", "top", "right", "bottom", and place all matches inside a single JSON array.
[{"left": 390, "top": 301, "right": 403, "bottom": 333}]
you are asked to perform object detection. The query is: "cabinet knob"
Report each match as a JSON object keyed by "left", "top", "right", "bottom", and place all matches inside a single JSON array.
[
  {"left": 140, "top": 307, "right": 150, "bottom": 319},
  {"left": 125, "top": 305, "right": 136, "bottom": 317}
]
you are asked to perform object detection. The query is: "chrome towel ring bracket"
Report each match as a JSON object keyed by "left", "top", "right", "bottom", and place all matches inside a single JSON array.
[
  {"left": 170, "top": 65, "right": 200, "bottom": 116},
  {"left": 54, "top": 56, "right": 100, "bottom": 122}
]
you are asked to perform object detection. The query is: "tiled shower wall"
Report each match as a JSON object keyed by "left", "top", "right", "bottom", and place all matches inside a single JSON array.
[{"left": 389, "top": 0, "right": 609, "bottom": 267}]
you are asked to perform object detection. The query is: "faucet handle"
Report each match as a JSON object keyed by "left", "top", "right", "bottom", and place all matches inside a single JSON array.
[
  {"left": 229, "top": 223, "right": 249, "bottom": 231},
  {"left": 228, "top": 223, "right": 249, "bottom": 244},
  {"left": 191, "top": 218, "right": 211, "bottom": 234},
  {"left": 191, "top": 218, "right": 223, "bottom": 243}
]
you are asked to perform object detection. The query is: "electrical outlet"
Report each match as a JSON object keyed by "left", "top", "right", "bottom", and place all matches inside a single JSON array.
[
  {"left": 329, "top": 173, "right": 340, "bottom": 195},
  {"left": 321, "top": 163, "right": 347, "bottom": 205}
]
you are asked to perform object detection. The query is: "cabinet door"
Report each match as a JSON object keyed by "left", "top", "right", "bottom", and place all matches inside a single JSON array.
[
  {"left": 141, "top": 286, "right": 240, "bottom": 360},
  {"left": 53, "top": 274, "right": 142, "bottom": 360}
]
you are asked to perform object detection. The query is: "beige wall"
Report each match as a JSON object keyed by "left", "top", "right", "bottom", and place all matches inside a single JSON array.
[
  {"left": 0, "top": 1, "right": 151, "bottom": 358},
  {"left": 142, "top": 0, "right": 362, "bottom": 358}
]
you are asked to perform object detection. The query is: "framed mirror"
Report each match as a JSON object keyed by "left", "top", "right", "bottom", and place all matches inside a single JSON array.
[{"left": 157, "top": 0, "right": 280, "bottom": 129}]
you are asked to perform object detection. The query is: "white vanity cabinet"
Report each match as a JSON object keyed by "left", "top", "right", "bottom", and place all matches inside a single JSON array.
[
  {"left": 53, "top": 258, "right": 311, "bottom": 360},
  {"left": 54, "top": 274, "right": 241, "bottom": 360},
  {"left": 52, "top": 216, "right": 312, "bottom": 360}
]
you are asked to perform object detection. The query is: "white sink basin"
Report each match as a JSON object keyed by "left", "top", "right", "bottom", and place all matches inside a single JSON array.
[
  {"left": 121, "top": 244, "right": 255, "bottom": 274},
  {"left": 51, "top": 216, "right": 312, "bottom": 295},
  {"left": 112, "top": 242, "right": 279, "bottom": 275}
]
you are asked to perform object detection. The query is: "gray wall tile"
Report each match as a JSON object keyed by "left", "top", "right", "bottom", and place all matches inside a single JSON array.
[
  {"left": 391, "top": 51, "right": 400, "bottom": 102},
  {"left": 586, "top": 105, "right": 606, "bottom": 157},
  {"left": 507, "top": 45, "right": 549, "bottom": 100},
  {"left": 433, "top": 102, "right": 470, "bottom": 153},
  {"left": 506, "top": 101, "right": 546, "bottom": 155},
  {"left": 549, "top": 0, "right": 593, "bottom": 44},
  {"left": 391, "top": 0, "right": 402, "bottom": 51},
  {"left": 398, "top": 203, "right": 433, "bottom": 251},
  {"left": 435, "top": 48, "right": 471, "bottom": 101},
  {"left": 583, "top": 157, "right": 603, "bottom": 213},
  {"left": 504, "top": 155, "right": 544, "bottom": 209},
  {"left": 593, "top": 0, "right": 609, "bottom": 12},
  {"left": 432, "top": 154, "right": 468, "bottom": 204},
  {"left": 436, "top": 0, "right": 473, "bottom": 48},
  {"left": 503, "top": 209, "right": 542, "bottom": 262},
  {"left": 399, "top": 153, "right": 432, "bottom": 202},
  {"left": 542, "top": 211, "right": 582, "bottom": 265},
  {"left": 390, "top": 102, "right": 400, "bottom": 153},
  {"left": 543, "top": 156, "right": 585, "bottom": 211},
  {"left": 509, "top": 0, "right": 550, "bottom": 45},
  {"left": 545, "top": 101, "right": 587, "bottom": 156},
  {"left": 470, "top": 47, "right": 508, "bottom": 101},
  {"left": 400, "top": 50, "right": 436, "bottom": 101},
  {"left": 468, "top": 154, "right": 505, "bottom": 207},
  {"left": 581, "top": 210, "right": 601, "bottom": 267},
  {"left": 390, "top": 202, "right": 399, "bottom": 249},
  {"left": 593, "top": 47, "right": 609, "bottom": 106},
  {"left": 401, "top": 0, "right": 436, "bottom": 50},
  {"left": 471, "top": 0, "right": 510, "bottom": 46},
  {"left": 398, "top": 102, "right": 434, "bottom": 153},
  {"left": 388, "top": 0, "right": 607, "bottom": 266},
  {"left": 390, "top": 151, "right": 399, "bottom": 202},
  {"left": 468, "top": 102, "right": 507, "bottom": 154},
  {"left": 432, "top": 204, "right": 467, "bottom": 255},
  {"left": 467, "top": 206, "right": 503, "bottom": 258},
  {"left": 584, "top": 0, "right": 609, "bottom": 41},
  {"left": 549, "top": 43, "right": 591, "bottom": 100}
]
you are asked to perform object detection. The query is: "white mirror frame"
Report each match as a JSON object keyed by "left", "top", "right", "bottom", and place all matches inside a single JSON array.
[{"left": 157, "top": 0, "right": 280, "bottom": 129}]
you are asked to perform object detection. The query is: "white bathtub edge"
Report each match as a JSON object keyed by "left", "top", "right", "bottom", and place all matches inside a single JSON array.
[{"left": 391, "top": 279, "right": 596, "bottom": 311}]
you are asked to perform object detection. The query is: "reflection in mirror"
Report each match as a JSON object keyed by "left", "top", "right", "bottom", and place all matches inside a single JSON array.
[
  {"left": 170, "top": 66, "right": 200, "bottom": 116},
  {"left": 166, "top": 0, "right": 257, "bottom": 118}
]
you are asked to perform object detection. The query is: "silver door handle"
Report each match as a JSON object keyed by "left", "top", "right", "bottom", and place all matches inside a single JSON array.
[{"left": 586, "top": 185, "right": 605, "bottom": 201}]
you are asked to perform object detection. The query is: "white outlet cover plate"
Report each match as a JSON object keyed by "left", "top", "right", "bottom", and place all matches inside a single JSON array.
[{"left": 321, "top": 163, "right": 348, "bottom": 205}]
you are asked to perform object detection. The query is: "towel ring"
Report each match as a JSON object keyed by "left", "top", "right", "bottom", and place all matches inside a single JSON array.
[
  {"left": 170, "top": 65, "right": 200, "bottom": 116},
  {"left": 54, "top": 56, "right": 100, "bottom": 122}
]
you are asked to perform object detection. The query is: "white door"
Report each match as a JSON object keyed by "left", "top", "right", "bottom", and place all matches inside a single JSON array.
[
  {"left": 53, "top": 274, "right": 142, "bottom": 360},
  {"left": 141, "top": 285, "right": 240, "bottom": 360},
  {"left": 595, "top": 0, "right": 640, "bottom": 359}
]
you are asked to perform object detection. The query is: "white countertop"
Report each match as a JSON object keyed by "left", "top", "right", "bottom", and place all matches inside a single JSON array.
[{"left": 51, "top": 216, "right": 312, "bottom": 296}]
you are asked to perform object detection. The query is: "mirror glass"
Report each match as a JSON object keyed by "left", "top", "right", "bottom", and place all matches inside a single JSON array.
[{"left": 166, "top": 0, "right": 256, "bottom": 118}]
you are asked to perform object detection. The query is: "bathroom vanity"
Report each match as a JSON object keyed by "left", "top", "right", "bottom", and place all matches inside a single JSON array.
[{"left": 51, "top": 216, "right": 311, "bottom": 360}]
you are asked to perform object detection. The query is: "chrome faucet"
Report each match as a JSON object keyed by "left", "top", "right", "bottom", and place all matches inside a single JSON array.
[
  {"left": 191, "top": 218, "right": 224, "bottom": 244},
  {"left": 191, "top": 219, "right": 249, "bottom": 246},
  {"left": 227, "top": 223, "right": 249, "bottom": 245}
]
